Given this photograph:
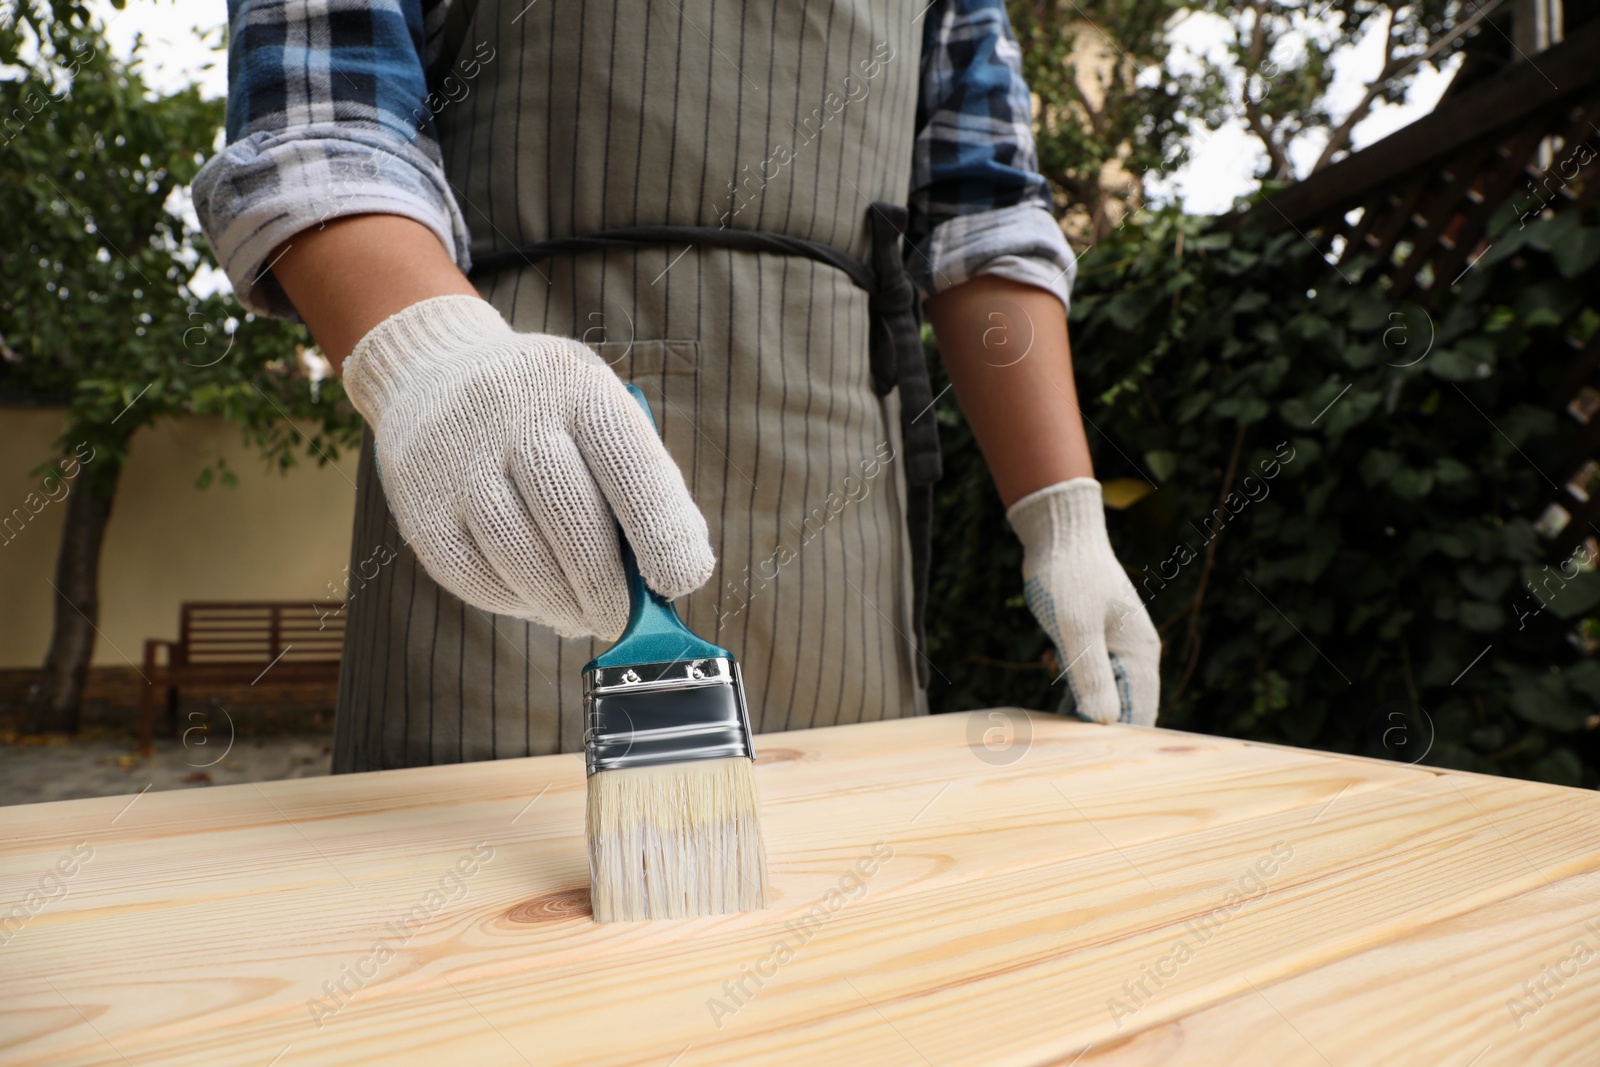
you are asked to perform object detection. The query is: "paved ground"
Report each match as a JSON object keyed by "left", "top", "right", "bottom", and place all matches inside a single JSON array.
[{"left": 0, "top": 733, "right": 332, "bottom": 807}]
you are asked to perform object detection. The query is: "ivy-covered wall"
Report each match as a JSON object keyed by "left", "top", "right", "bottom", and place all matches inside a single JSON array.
[{"left": 926, "top": 202, "right": 1600, "bottom": 788}]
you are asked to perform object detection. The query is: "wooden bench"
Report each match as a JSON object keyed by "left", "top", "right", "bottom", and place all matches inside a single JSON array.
[{"left": 138, "top": 601, "right": 345, "bottom": 754}]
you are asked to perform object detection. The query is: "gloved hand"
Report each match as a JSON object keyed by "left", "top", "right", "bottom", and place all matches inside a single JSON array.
[
  {"left": 1007, "top": 478, "right": 1161, "bottom": 725},
  {"left": 341, "top": 295, "right": 714, "bottom": 639}
]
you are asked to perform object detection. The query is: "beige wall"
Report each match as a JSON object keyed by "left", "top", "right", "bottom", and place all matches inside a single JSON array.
[{"left": 0, "top": 408, "right": 358, "bottom": 668}]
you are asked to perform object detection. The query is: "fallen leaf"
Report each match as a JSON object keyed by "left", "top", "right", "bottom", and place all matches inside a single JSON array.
[{"left": 1102, "top": 478, "right": 1157, "bottom": 510}]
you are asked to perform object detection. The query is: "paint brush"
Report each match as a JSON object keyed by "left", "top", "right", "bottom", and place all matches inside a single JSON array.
[{"left": 583, "top": 384, "right": 770, "bottom": 922}]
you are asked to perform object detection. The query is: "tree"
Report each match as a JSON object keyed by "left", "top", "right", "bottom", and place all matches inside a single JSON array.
[
  {"left": 1010, "top": 0, "right": 1225, "bottom": 244},
  {"left": 1, "top": 7, "right": 361, "bottom": 733},
  {"left": 1198, "top": 0, "right": 1476, "bottom": 179},
  {"left": 1010, "top": 0, "right": 1480, "bottom": 237}
]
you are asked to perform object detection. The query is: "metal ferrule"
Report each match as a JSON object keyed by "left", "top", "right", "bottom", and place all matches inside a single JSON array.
[{"left": 583, "top": 657, "right": 755, "bottom": 775}]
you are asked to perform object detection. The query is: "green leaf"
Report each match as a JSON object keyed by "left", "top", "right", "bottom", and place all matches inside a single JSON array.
[
  {"left": 1287, "top": 436, "right": 1322, "bottom": 467},
  {"left": 1280, "top": 396, "right": 1317, "bottom": 428},
  {"left": 1389, "top": 467, "right": 1435, "bottom": 500},
  {"left": 1515, "top": 282, "right": 1571, "bottom": 329},
  {"left": 1341, "top": 342, "right": 1380, "bottom": 369},
  {"left": 1212, "top": 396, "right": 1270, "bottom": 423},
  {"left": 1175, "top": 390, "right": 1213, "bottom": 424},
  {"left": 1287, "top": 313, "right": 1330, "bottom": 342},
  {"left": 1522, "top": 211, "right": 1581, "bottom": 252},
  {"left": 1510, "top": 679, "right": 1588, "bottom": 731},
  {"left": 1528, "top": 748, "right": 1583, "bottom": 787},
  {"left": 1460, "top": 566, "right": 1513, "bottom": 601},
  {"left": 1304, "top": 478, "right": 1336, "bottom": 516},
  {"left": 1547, "top": 569, "right": 1600, "bottom": 620},
  {"left": 1565, "top": 660, "right": 1600, "bottom": 702},
  {"left": 1257, "top": 355, "right": 1291, "bottom": 392},
  {"left": 1359, "top": 449, "right": 1401, "bottom": 485},
  {"left": 1550, "top": 225, "right": 1600, "bottom": 279},
  {"left": 1231, "top": 291, "right": 1271, "bottom": 315},
  {"left": 1319, "top": 387, "right": 1381, "bottom": 436},
  {"left": 1105, "top": 291, "right": 1152, "bottom": 331},
  {"left": 1434, "top": 457, "right": 1472, "bottom": 486},
  {"left": 1302, "top": 524, "right": 1339, "bottom": 582},
  {"left": 1279, "top": 700, "right": 1325, "bottom": 744},
  {"left": 1458, "top": 601, "right": 1504, "bottom": 632},
  {"left": 1346, "top": 291, "right": 1392, "bottom": 332},
  {"left": 1145, "top": 451, "right": 1178, "bottom": 483},
  {"left": 1426, "top": 348, "right": 1493, "bottom": 381},
  {"left": 1502, "top": 521, "right": 1543, "bottom": 562},
  {"left": 1224, "top": 249, "right": 1262, "bottom": 273}
]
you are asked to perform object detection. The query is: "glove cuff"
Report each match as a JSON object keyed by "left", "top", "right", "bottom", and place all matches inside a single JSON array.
[
  {"left": 1005, "top": 478, "right": 1107, "bottom": 555},
  {"left": 342, "top": 295, "right": 517, "bottom": 421}
]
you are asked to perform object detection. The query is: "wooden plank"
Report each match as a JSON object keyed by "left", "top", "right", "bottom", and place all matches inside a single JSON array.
[
  {"left": 182, "top": 630, "right": 339, "bottom": 640},
  {"left": 152, "top": 667, "right": 338, "bottom": 683},
  {"left": 1080, "top": 868, "right": 1600, "bottom": 1065},
  {"left": 661, "top": 776, "right": 1598, "bottom": 1067},
  {"left": 0, "top": 712, "right": 1411, "bottom": 855},
  {"left": 181, "top": 602, "right": 344, "bottom": 611},
  {"left": 180, "top": 634, "right": 341, "bottom": 643},
  {"left": 1382, "top": 142, "right": 1501, "bottom": 297},
  {"left": 178, "top": 650, "right": 340, "bottom": 660},
  {"left": 1, "top": 712, "right": 1595, "bottom": 1066},
  {"left": 1345, "top": 169, "right": 1433, "bottom": 280},
  {"left": 1261, "top": 19, "right": 1600, "bottom": 225},
  {"left": 1420, "top": 126, "right": 1550, "bottom": 300},
  {"left": 1344, "top": 168, "right": 1433, "bottom": 273},
  {"left": 7, "top": 768, "right": 1583, "bottom": 1066}
]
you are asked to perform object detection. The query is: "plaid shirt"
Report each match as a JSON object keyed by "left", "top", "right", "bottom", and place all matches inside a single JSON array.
[{"left": 195, "top": 0, "right": 1075, "bottom": 319}]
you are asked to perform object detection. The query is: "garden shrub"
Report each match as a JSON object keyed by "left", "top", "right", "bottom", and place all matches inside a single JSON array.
[{"left": 927, "top": 201, "right": 1600, "bottom": 787}]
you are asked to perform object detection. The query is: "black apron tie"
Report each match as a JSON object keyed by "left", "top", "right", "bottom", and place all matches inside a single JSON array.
[
  {"left": 862, "top": 203, "right": 941, "bottom": 688},
  {"left": 469, "top": 202, "right": 942, "bottom": 688}
]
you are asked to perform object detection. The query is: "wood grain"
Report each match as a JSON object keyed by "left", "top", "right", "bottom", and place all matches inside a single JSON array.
[
  {"left": 1080, "top": 868, "right": 1600, "bottom": 1066},
  {"left": 2, "top": 711, "right": 1597, "bottom": 1066}
]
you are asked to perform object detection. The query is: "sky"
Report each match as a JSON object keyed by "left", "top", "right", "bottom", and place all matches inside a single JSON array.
[
  {"left": 91, "top": 0, "right": 1456, "bottom": 218},
  {"left": 1155, "top": 8, "right": 1460, "bottom": 211}
]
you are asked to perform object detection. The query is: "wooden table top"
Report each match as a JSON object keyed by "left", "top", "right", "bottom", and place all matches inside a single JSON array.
[{"left": 3, "top": 710, "right": 1599, "bottom": 1066}]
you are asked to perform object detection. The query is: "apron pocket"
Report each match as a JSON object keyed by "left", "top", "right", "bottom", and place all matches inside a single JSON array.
[{"left": 589, "top": 338, "right": 699, "bottom": 382}]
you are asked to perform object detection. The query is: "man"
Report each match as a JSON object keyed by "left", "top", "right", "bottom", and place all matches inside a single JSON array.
[{"left": 194, "top": 0, "right": 1161, "bottom": 772}]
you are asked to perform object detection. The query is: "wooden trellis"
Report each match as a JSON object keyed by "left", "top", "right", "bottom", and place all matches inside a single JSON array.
[{"left": 1260, "top": 18, "right": 1600, "bottom": 563}]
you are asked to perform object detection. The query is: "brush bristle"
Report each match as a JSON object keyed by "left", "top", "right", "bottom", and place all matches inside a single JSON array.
[{"left": 586, "top": 757, "right": 770, "bottom": 922}]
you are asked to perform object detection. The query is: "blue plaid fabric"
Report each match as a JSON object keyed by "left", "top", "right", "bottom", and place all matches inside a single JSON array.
[
  {"left": 907, "top": 0, "right": 1073, "bottom": 302},
  {"left": 195, "top": 0, "right": 1076, "bottom": 318},
  {"left": 219, "top": 0, "right": 431, "bottom": 144}
]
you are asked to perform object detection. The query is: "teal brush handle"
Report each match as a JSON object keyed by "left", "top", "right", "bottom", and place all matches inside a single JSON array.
[{"left": 584, "top": 385, "right": 730, "bottom": 671}]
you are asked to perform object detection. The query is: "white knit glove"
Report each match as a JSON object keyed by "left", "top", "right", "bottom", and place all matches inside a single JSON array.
[
  {"left": 341, "top": 295, "right": 714, "bottom": 639},
  {"left": 1007, "top": 478, "right": 1161, "bottom": 725}
]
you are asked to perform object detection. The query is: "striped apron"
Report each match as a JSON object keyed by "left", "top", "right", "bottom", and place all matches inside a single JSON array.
[{"left": 333, "top": 0, "right": 930, "bottom": 772}]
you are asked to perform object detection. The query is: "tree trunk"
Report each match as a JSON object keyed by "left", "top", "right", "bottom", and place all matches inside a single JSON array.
[{"left": 24, "top": 463, "right": 118, "bottom": 734}]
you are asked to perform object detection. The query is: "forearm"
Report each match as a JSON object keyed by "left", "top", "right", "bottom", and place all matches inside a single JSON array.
[
  {"left": 926, "top": 274, "right": 1094, "bottom": 508},
  {"left": 271, "top": 213, "right": 482, "bottom": 369}
]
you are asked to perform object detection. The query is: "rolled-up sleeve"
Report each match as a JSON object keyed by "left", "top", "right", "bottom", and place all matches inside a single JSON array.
[
  {"left": 907, "top": 0, "right": 1076, "bottom": 313},
  {"left": 193, "top": 0, "right": 471, "bottom": 319}
]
